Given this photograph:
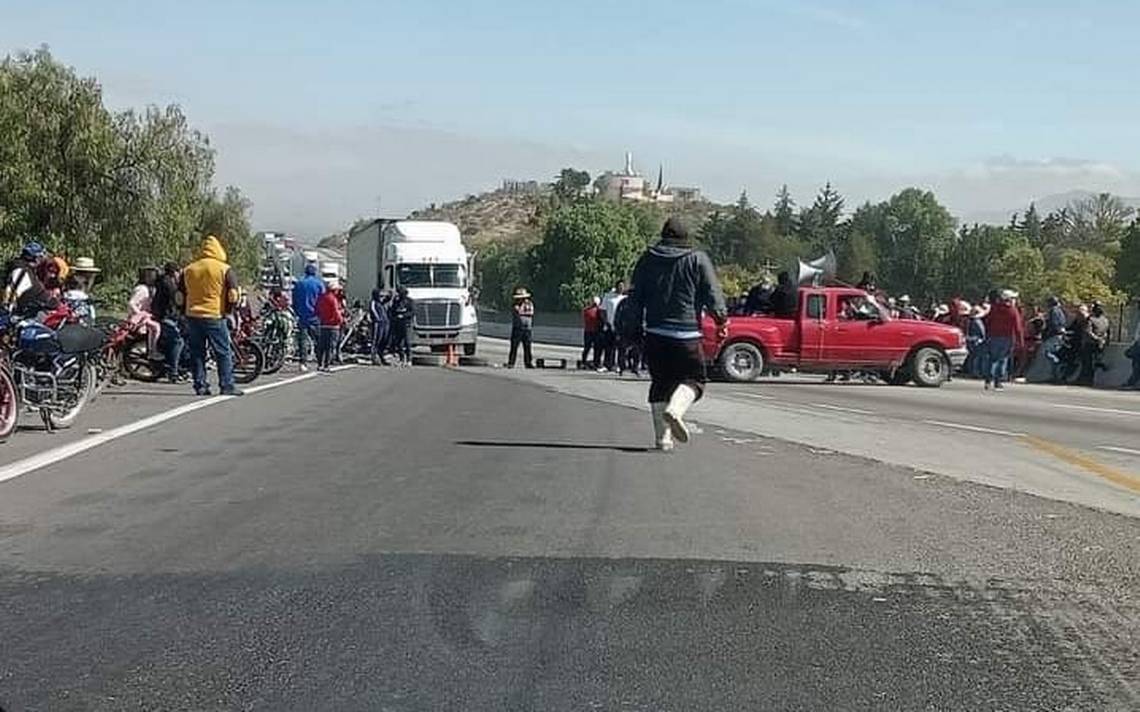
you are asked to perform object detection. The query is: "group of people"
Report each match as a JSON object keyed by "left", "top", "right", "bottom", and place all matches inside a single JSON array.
[
  {"left": 576, "top": 280, "right": 652, "bottom": 376},
  {"left": 287, "top": 264, "right": 416, "bottom": 369}
]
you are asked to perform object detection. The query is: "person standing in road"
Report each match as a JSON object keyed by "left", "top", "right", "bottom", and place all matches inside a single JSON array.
[
  {"left": 369, "top": 288, "right": 391, "bottom": 366},
  {"left": 599, "top": 280, "right": 627, "bottom": 371},
  {"left": 965, "top": 304, "right": 987, "bottom": 378},
  {"left": 1123, "top": 308, "right": 1140, "bottom": 389},
  {"left": 151, "top": 262, "right": 185, "bottom": 383},
  {"left": 291, "top": 263, "right": 325, "bottom": 372},
  {"left": 982, "top": 289, "right": 1024, "bottom": 391},
  {"left": 1042, "top": 296, "right": 1067, "bottom": 382},
  {"left": 507, "top": 287, "right": 535, "bottom": 368},
  {"left": 180, "top": 235, "right": 241, "bottom": 397},
  {"left": 629, "top": 217, "right": 728, "bottom": 451},
  {"left": 1078, "top": 302, "right": 1110, "bottom": 386},
  {"left": 315, "top": 279, "right": 345, "bottom": 372},
  {"left": 389, "top": 286, "right": 415, "bottom": 366},
  {"left": 581, "top": 297, "right": 601, "bottom": 370}
]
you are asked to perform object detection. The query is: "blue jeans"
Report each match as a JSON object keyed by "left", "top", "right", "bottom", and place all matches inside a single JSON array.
[
  {"left": 985, "top": 336, "right": 1013, "bottom": 386},
  {"left": 371, "top": 321, "right": 389, "bottom": 361},
  {"left": 186, "top": 317, "right": 235, "bottom": 393},
  {"left": 160, "top": 318, "right": 183, "bottom": 379}
]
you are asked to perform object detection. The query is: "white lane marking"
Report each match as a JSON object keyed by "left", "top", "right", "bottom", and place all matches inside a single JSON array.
[
  {"left": 923, "top": 420, "right": 1026, "bottom": 438},
  {"left": 737, "top": 392, "right": 775, "bottom": 400},
  {"left": 1055, "top": 403, "right": 1140, "bottom": 417},
  {"left": 1097, "top": 445, "right": 1140, "bottom": 456},
  {"left": 810, "top": 403, "right": 874, "bottom": 416},
  {"left": 0, "top": 369, "right": 343, "bottom": 485}
]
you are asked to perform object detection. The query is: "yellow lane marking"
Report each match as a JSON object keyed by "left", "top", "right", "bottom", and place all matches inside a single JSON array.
[{"left": 1023, "top": 436, "right": 1140, "bottom": 495}]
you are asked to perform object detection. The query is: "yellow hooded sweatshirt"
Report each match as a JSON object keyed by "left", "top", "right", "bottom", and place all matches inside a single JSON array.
[{"left": 181, "top": 236, "right": 238, "bottom": 319}]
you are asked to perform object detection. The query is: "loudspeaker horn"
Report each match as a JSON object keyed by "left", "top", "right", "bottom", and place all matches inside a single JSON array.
[{"left": 792, "top": 250, "right": 837, "bottom": 286}]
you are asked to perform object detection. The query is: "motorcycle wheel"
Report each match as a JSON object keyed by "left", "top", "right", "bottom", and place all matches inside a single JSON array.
[
  {"left": 0, "top": 366, "right": 19, "bottom": 442},
  {"left": 45, "top": 362, "right": 96, "bottom": 430},
  {"left": 233, "top": 340, "right": 264, "bottom": 385},
  {"left": 261, "top": 337, "right": 286, "bottom": 375},
  {"left": 123, "top": 336, "right": 162, "bottom": 383}
]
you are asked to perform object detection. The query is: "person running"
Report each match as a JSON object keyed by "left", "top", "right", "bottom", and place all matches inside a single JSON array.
[
  {"left": 315, "top": 279, "right": 345, "bottom": 371},
  {"left": 369, "top": 288, "right": 391, "bottom": 366},
  {"left": 507, "top": 287, "right": 535, "bottom": 368},
  {"left": 127, "top": 266, "right": 162, "bottom": 362},
  {"left": 629, "top": 217, "right": 728, "bottom": 451},
  {"left": 389, "top": 286, "right": 415, "bottom": 366},
  {"left": 180, "top": 235, "right": 241, "bottom": 396},
  {"left": 151, "top": 262, "right": 184, "bottom": 383},
  {"left": 580, "top": 297, "right": 601, "bottom": 370},
  {"left": 291, "top": 263, "right": 325, "bottom": 372}
]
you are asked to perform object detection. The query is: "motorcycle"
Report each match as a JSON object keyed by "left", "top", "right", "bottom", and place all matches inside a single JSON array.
[
  {"left": 252, "top": 302, "right": 293, "bottom": 375},
  {"left": 0, "top": 310, "right": 103, "bottom": 431},
  {"left": 117, "top": 317, "right": 264, "bottom": 386}
]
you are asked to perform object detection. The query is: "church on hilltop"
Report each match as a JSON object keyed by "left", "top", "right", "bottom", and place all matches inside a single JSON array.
[{"left": 593, "top": 152, "right": 701, "bottom": 204}]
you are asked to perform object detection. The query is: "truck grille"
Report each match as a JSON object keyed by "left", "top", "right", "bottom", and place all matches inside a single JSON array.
[{"left": 414, "top": 300, "right": 461, "bottom": 329}]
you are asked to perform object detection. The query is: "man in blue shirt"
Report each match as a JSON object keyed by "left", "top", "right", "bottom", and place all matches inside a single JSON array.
[{"left": 291, "top": 263, "right": 325, "bottom": 372}]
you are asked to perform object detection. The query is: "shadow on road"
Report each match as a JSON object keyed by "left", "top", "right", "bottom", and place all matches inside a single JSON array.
[{"left": 456, "top": 439, "right": 653, "bottom": 454}]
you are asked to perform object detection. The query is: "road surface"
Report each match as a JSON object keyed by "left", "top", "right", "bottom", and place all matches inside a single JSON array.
[{"left": 0, "top": 357, "right": 1137, "bottom": 710}]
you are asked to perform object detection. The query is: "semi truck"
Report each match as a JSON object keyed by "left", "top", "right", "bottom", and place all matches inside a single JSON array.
[{"left": 346, "top": 219, "right": 478, "bottom": 355}]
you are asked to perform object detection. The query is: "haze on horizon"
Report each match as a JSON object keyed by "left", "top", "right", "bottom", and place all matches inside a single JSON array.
[{"left": 6, "top": 0, "right": 1140, "bottom": 238}]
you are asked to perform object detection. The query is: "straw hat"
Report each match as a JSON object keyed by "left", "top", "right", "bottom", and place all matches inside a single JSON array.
[
  {"left": 512, "top": 287, "right": 531, "bottom": 300},
  {"left": 72, "top": 256, "right": 100, "bottom": 273}
]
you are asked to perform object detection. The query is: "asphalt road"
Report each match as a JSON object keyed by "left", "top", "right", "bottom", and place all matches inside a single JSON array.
[
  {"left": 476, "top": 337, "right": 1140, "bottom": 518},
  {"left": 0, "top": 361, "right": 1137, "bottom": 710}
]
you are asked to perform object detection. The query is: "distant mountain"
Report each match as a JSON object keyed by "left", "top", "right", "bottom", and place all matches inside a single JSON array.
[{"left": 967, "top": 190, "right": 1140, "bottom": 226}]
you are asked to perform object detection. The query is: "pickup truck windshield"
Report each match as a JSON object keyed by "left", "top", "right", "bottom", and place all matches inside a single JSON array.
[{"left": 396, "top": 264, "right": 466, "bottom": 288}]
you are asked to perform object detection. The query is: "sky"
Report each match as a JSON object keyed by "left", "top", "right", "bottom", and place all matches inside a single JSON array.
[{"left": 6, "top": 0, "right": 1140, "bottom": 237}]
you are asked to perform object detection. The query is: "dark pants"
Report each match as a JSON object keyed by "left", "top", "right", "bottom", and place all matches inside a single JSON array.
[
  {"left": 622, "top": 339, "right": 642, "bottom": 375},
  {"left": 296, "top": 322, "right": 319, "bottom": 366},
  {"left": 602, "top": 329, "right": 619, "bottom": 370},
  {"left": 509, "top": 328, "right": 533, "bottom": 368},
  {"left": 1078, "top": 345, "right": 1104, "bottom": 386},
  {"left": 316, "top": 326, "right": 338, "bottom": 369},
  {"left": 1126, "top": 348, "right": 1140, "bottom": 387},
  {"left": 581, "top": 331, "right": 599, "bottom": 368},
  {"left": 391, "top": 322, "right": 411, "bottom": 362},
  {"left": 371, "top": 321, "right": 390, "bottom": 363},
  {"left": 160, "top": 318, "right": 183, "bottom": 380},
  {"left": 644, "top": 333, "right": 706, "bottom": 403},
  {"left": 187, "top": 317, "right": 234, "bottom": 394}
]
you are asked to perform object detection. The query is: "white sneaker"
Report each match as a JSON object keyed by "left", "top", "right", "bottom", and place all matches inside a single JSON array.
[
  {"left": 299, "top": 364, "right": 309, "bottom": 372},
  {"left": 651, "top": 403, "right": 674, "bottom": 451}
]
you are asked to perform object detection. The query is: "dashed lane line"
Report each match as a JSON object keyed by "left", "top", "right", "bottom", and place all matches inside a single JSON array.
[
  {"left": 1097, "top": 445, "right": 1140, "bottom": 457},
  {"left": 810, "top": 403, "right": 875, "bottom": 416},
  {"left": 0, "top": 366, "right": 356, "bottom": 486},
  {"left": 1054, "top": 403, "right": 1140, "bottom": 417},
  {"left": 922, "top": 420, "right": 1027, "bottom": 438}
]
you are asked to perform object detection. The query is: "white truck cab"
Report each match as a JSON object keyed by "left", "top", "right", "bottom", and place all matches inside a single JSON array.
[{"left": 346, "top": 220, "right": 478, "bottom": 355}]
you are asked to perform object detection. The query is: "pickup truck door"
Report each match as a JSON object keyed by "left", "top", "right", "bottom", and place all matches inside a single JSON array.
[
  {"left": 797, "top": 292, "right": 827, "bottom": 364},
  {"left": 823, "top": 295, "right": 886, "bottom": 365}
]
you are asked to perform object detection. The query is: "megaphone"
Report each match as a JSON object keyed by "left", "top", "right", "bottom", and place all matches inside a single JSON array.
[{"left": 791, "top": 250, "right": 837, "bottom": 286}]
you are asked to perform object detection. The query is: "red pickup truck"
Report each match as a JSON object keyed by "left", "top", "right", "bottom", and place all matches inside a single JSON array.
[{"left": 702, "top": 286, "right": 968, "bottom": 387}]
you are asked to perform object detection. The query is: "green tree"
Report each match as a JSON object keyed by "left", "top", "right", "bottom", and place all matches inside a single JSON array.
[
  {"left": 797, "top": 182, "right": 845, "bottom": 253},
  {"left": 477, "top": 242, "right": 529, "bottom": 309},
  {"left": 941, "top": 224, "right": 1020, "bottom": 298},
  {"left": 1068, "top": 192, "right": 1134, "bottom": 254},
  {"left": 552, "top": 168, "right": 590, "bottom": 202},
  {"left": 773, "top": 184, "right": 797, "bottom": 237},
  {"left": 1115, "top": 220, "right": 1140, "bottom": 297},
  {"left": 0, "top": 47, "right": 261, "bottom": 293},
  {"left": 1047, "top": 250, "right": 1124, "bottom": 307},
  {"left": 871, "top": 188, "right": 955, "bottom": 300},
  {"left": 1019, "top": 202, "right": 1043, "bottom": 247},
  {"left": 528, "top": 200, "right": 650, "bottom": 310},
  {"left": 992, "top": 244, "right": 1047, "bottom": 306}
]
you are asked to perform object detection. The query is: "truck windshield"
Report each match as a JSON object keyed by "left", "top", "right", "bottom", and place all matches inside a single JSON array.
[{"left": 396, "top": 264, "right": 466, "bottom": 288}]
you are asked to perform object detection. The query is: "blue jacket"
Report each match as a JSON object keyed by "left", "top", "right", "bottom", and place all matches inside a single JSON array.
[
  {"left": 291, "top": 275, "right": 325, "bottom": 325},
  {"left": 967, "top": 317, "right": 986, "bottom": 345},
  {"left": 370, "top": 297, "right": 389, "bottom": 327}
]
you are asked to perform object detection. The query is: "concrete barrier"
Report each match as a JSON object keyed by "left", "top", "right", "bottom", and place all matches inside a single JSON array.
[
  {"left": 478, "top": 310, "right": 583, "bottom": 347},
  {"left": 1025, "top": 339, "right": 1135, "bottom": 388}
]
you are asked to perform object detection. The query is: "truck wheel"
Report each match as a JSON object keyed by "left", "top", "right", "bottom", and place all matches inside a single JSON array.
[
  {"left": 464, "top": 343, "right": 477, "bottom": 357},
  {"left": 720, "top": 342, "right": 764, "bottom": 382},
  {"left": 912, "top": 347, "right": 947, "bottom": 388}
]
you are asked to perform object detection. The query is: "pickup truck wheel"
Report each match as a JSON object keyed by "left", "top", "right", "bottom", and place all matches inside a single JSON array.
[
  {"left": 912, "top": 347, "right": 948, "bottom": 388},
  {"left": 720, "top": 342, "right": 764, "bottom": 382}
]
